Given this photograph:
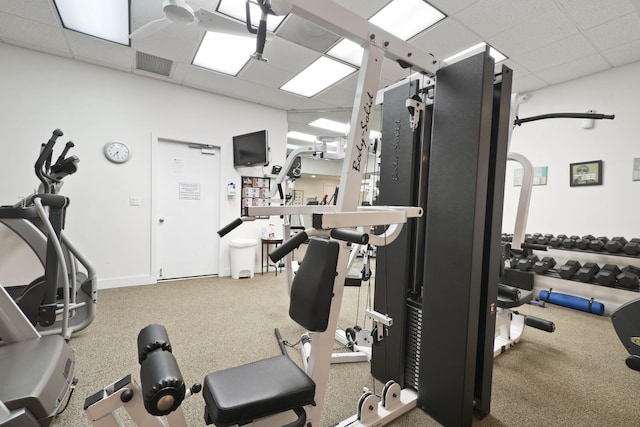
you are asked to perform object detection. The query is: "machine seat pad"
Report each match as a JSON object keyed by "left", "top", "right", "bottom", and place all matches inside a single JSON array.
[{"left": 203, "top": 355, "right": 315, "bottom": 426}]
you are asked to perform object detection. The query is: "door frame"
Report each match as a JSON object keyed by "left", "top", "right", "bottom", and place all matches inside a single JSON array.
[{"left": 151, "top": 133, "right": 223, "bottom": 282}]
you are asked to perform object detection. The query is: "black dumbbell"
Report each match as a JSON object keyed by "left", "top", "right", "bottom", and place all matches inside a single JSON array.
[
  {"left": 595, "top": 264, "right": 621, "bottom": 286},
  {"left": 549, "top": 234, "right": 567, "bottom": 248},
  {"left": 617, "top": 266, "right": 640, "bottom": 290},
  {"left": 536, "top": 234, "right": 554, "bottom": 245},
  {"left": 517, "top": 255, "right": 539, "bottom": 271},
  {"left": 623, "top": 238, "right": 640, "bottom": 256},
  {"left": 525, "top": 234, "right": 536, "bottom": 244},
  {"left": 576, "top": 262, "right": 600, "bottom": 282},
  {"left": 533, "top": 257, "right": 557, "bottom": 275},
  {"left": 605, "top": 236, "right": 628, "bottom": 253},
  {"left": 558, "top": 260, "right": 581, "bottom": 279},
  {"left": 562, "top": 236, "right": 580, "bottom": 249},
  {"left": 575, "top": 235, "right": 594, "bottom": 250},
  {"left": 589, "top": 236, "right": 609, "bottom": 251}
]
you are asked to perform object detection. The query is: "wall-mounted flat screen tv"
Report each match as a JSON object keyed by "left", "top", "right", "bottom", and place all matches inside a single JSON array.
[{"left": 233, "top": 130, "right": 269, "bottom": 167}]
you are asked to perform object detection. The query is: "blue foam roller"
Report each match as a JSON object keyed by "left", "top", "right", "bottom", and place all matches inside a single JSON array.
[{"left": 539, "top": 290, "right": 605, "bottom": 316}]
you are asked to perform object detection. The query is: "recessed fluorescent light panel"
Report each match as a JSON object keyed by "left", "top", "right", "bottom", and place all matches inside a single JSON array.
[
  {"left": 309, "top": 119, "right": 350, "bottom": 134},
  {"left": 54, "top": 0, "right": 129, "bottom": 45},
  {"left": 369, "top": 0, "right": 445, "bottom": 41},
  {"left": 287, "top": 131, "right": 317, "bottom": 142},
  {"left": 443, "top": 42, "right": 507, "bottom": 64},
  {"left": 327, "top": 39, "right": 364, "bottom": 67},
  {"left": 280, "top": 57, "right": 356, "bottom": 97},
  {"left": 193, "top": 32, "right": 255, "bottom": 76},
  {"left": 217, "top": 0, "right": 286, "bottom": 32}
]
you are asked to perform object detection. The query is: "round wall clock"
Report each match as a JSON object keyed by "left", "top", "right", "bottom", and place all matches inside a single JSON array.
[{"left": 104, "top": 141, "right": 131, "bottom": 164}]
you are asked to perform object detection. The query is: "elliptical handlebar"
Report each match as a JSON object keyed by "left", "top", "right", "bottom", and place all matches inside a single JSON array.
[
  {"left": 35, "top": 129, "right": 64, "bottom": 192},
  {"left": 33, "top": 129, "right": 79, "bottom": 193}
]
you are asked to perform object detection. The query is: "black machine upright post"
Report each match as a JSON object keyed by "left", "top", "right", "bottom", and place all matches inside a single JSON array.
[
  {"left": 373, "top": 79, "right": 429, "bottom": 386},
  {"left": 373, "top": 49, "right": 513, "bottom": 426},
  {"left": 417, "top": 50, "right": 511, "bottom": 426}
]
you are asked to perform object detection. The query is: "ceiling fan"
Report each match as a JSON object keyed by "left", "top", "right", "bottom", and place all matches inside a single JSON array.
[{"left": 130, "top": 0, "right": 293, "bottom": 61}]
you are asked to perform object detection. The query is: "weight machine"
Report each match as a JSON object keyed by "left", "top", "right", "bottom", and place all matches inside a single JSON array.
[{"left": 85, "top": 0, "right": 518, "bottom": 425}]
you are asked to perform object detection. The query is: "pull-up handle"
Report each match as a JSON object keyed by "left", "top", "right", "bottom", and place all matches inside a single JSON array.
[{"left": 514, "top": 112, "right": 615, "bottom": 126}]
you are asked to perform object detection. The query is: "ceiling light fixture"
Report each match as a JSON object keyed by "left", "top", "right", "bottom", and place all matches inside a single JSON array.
[
  {"left": 326, "top": 39, "right": 364, "bottom": 67},
  {"left": 443, "top": 42, "right": 507, "bottom": 65},
  {"left": 287, "top": 131, "right": 317, "bottom": 142},
  {"left": 369, "top": 0, "right": 445, "bottom": 41},
  {"left": 309, "top": 118, "right": 350, "bottom": 134},
  {"left": 193, "top": 31, "right": 255, "bottom": 76},
  {"left": 281, "top": 57, "right": 356, "bottom": 97},
  {"left": 53, "top": 0, "right": 129, "bottom": 45}
]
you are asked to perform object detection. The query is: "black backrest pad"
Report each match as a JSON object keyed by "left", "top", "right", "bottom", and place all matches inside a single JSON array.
[{"left": 289, "top": 238, "right": 339, "bottom": 332}]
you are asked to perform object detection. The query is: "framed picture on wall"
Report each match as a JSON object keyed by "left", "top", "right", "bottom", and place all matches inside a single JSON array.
[
  {"left": 513, "top": 166, "right": 548, "bottom": 186},
  {"left": 633, "top": 158, "right": 640, "bottom": 181},
  {"left": 570, "top": 160, "right": 602, "bottom": 187}
]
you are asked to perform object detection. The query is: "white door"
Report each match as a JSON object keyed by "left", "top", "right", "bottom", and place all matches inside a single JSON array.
[{"left": 156, "top": 139, "right": 220, "bottom": 280}]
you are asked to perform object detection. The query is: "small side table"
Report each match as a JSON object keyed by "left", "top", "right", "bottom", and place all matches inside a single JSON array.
[{"left": 261, "top": 238, "right": 283, "bottom": 275}]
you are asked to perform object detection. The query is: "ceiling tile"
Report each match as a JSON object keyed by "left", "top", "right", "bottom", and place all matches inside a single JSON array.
[
  {"left": 411, "top": 18, "right": 481, "bottom": 62},
  {"left": 333, "top": 0, "right": 391, "bottom": 18},
  {"left": 511, "top": 73, "right": 548, "bottom": 94},
  {"left": 428, "top": 0, "right": 480, "bottom": 15},
  {"left": 313, "top": 75, "right": 360, "bottom": 108},
  {"left": 131, "top": 25, "right": 204, "bottom": 63},
  {"left": 487, "top": 7, "right": 579, "bottom": 57},
  {"left": 601, "top": 40, "right": 640, "bottom": 66},
  {"left": 454, "top": 0, "right": 557, "bottom": 38},
  {"left": 65, "top": 32, "right": 133, "bottom": 71},
  {"left": 276, "top": 14, "right": 341, "bottom": 54},
  {"left": 536, "top": 53, "right": 610, "bottom": 85},
  {"left": 0, "top": 13, "right": 69, "bottom": 55},
  {"left": 240, "top": 60, "right": 295, "bottom": 89},
  {"left": 513, "top": 33, "right": 597, "bottom": 73},
  {"left": 257, "top": 36, "right": 322, "bottom": 74},
  {"left": 585, "top": 12, "right": 640, "bottom": 51},
  {"left": 554, "top": 0, "right": 635, "bottom": 30},
  {"left": 0, "top": 0, "right": 59, "bottom": 26}
]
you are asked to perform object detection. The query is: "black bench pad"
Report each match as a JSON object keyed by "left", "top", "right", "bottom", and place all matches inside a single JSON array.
[{"left": 203, "top": 355, "right": 315, "bottom": 426}]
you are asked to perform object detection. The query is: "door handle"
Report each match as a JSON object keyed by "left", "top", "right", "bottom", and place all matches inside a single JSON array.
[{"left": 159, "top": 217, "right": 165, "bottom": 223}]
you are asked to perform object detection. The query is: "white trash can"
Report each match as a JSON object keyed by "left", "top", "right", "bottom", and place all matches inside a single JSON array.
[{"left": 229, "top": 239, "right": 257, "bottom": 279}]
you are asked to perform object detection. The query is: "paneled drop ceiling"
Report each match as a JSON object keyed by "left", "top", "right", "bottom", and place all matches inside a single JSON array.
[{"left": 1, "top": 0, "right": 639, "bottom": 146}]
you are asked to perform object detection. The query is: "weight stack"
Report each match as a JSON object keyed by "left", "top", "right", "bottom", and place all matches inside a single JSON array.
[{"left": 404, "top": 300, "right": 423, "bottom": 389}]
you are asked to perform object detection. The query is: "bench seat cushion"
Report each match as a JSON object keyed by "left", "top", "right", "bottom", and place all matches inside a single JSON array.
[{"left": 203, "top": 355, "right": 315, "bottom": 426}]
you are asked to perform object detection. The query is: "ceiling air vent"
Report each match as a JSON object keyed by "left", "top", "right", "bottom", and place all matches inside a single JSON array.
[{"left": 136, "top": 51, "right": 173, "bottom": 77}]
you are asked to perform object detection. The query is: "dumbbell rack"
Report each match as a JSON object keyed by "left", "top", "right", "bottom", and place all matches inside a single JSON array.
[{"left": 503, "top": 233, "right": 640, "bottom": 313}]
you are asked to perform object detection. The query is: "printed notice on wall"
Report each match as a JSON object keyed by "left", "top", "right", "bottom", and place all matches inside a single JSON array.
[
  {"left": 172, "top": 158, "right": 185, "bottom": 174},
  {"left": 179, "top": 182, "right": 201, "bottom": 200}
]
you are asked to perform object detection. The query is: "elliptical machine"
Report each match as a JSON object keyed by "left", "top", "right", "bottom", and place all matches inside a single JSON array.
[
  {"left": 0, "top": 129, "right": 83, "bottom": 426},
  {"left": 0, "top": 129, "right": 96, "bottom": 340}
]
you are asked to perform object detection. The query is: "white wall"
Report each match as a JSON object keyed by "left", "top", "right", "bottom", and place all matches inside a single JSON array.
[
  {"left": 0, "top": 43, "right": 287, "bottom": 288},
  {"left": 504, "top": 60, "right": 640, "bottom": 237},
  {"left": 503, "top": 60, "right": 640, "bottom": 311}
]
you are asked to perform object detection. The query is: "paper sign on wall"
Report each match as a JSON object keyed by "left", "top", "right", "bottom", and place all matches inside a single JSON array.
[{"left": 179, "top": 182, "right": 201, "bottom": 200}]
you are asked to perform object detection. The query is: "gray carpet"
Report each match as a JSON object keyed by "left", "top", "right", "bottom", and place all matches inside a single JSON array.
[{"left": 51, "top": 272, "right": 640, "bottom": 427}]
